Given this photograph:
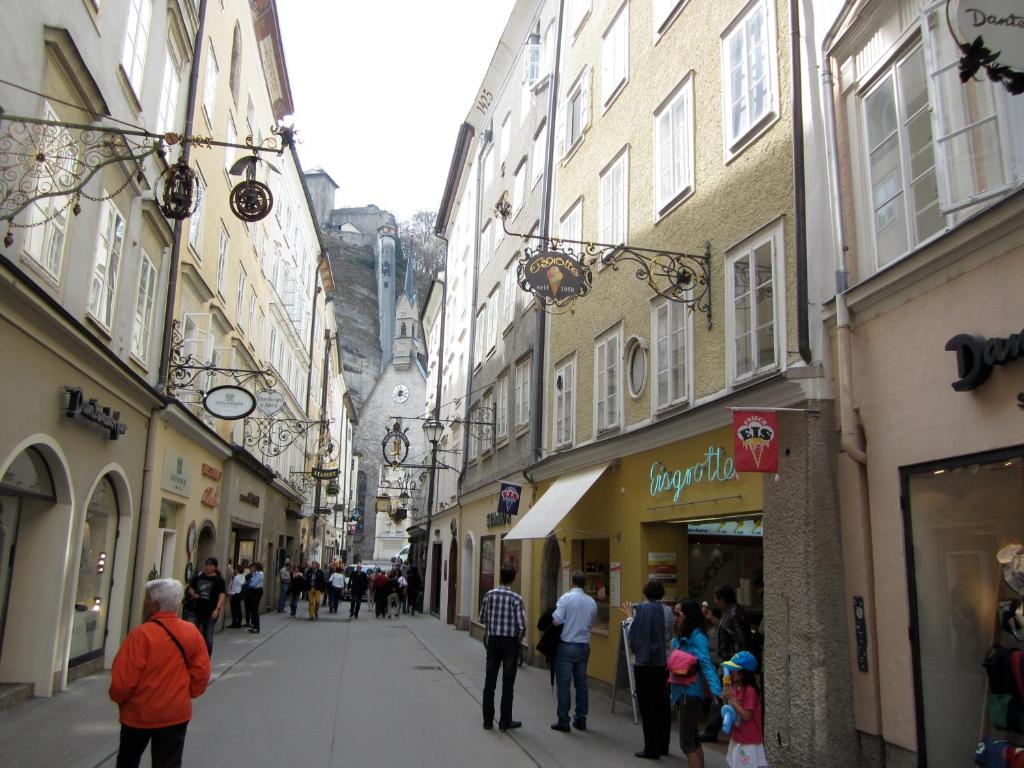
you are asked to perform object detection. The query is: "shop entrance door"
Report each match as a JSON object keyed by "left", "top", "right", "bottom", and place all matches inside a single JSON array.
[
  {"left": 0, "top": 496, "right": 21, "bottom": 659},
  {"left": 446, "top": 538, "right": 458, "bottom": 624},
  {"left": 430, "top": 542, "right": 442, "bottom": 615}
]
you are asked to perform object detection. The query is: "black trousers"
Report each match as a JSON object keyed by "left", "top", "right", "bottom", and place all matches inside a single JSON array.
[
  {"left": 116, "top": 722, "right": 188, "bottom": 768},
  {"left": 350, "top": 591, "right": 364, "bottom": 617},
  {"left": 634, "top": 665, "right": 671, "bottom": 756},
  {"left": 245, "top": 589, "right": 263, "bottom": 631},
  {"left": 228, "top": 594, "right": 243, "bottom": 626},
  {"left": 483, "top": 636, "right": 520, "bottom": 726}
]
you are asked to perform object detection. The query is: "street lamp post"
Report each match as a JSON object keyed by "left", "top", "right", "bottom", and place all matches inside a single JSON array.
[{"left": 421, "top": 417, "right": 443, "bottom": 605}]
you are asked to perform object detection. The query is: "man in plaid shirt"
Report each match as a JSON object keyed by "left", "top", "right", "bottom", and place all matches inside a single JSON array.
[{"left": 479, "top": 564, "right": 525, "bottom": 731}]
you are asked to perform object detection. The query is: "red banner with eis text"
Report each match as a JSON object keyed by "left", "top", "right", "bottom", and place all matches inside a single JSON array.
[{"left": 733, "top": 411, "right": 779, "bottom": 473}]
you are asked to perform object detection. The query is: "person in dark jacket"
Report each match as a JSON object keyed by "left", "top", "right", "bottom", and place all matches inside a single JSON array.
[
  {"left": 305, "top": 563, "right": 327, "bottom": 620},
  {"left": 405, "top": 567, "right": 422, "bottom": 616},
  {"left": 289, "top": 566, "right": 307, "bottom": 618},
  {"left": 348, "top": 564, "right": 369, "bottom": 619},
  {"left": 626, "top": 580, "right": 672, "bottom": 759},
  {"left": 700, "top": 584, "right": 750, "bottom": 742},
  {"left": 373, "top": 570, "right": 390, "bottom": 618}
]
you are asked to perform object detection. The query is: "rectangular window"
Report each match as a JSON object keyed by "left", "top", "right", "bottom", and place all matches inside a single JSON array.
[
  {"left": 468, "top": 404, "right": 479, "bottom": 461},
  {"left": 131, "top": 251, "right": 157, "bottom": 361},
  {"left": 156, "top": 47, "right": 181, "bottom": 135},
  {"left": 478, "top": 535, "right": 496, "bottom": 615},
  {"left": 728, "top": 229, "right": 779, "bottom": 382},
  {"left": 121, "top": 0, "right": 154, "bottom": 95},
  {"left": 487, "top": 287, "right": 499, "bottom": 353},
  {"left": 225, "top": 115, "right": 237, "bottom": 172},
  {"left": 561, "top": 198, "right": 583, "bottom": 243},
  {"left": 569, "top": 0, "right": 591, "bottom": 36},
  {"left": 495, "top": 374, "right": 509, "bottom": 441},
  {"left": 520, "top": 78, "right": 532, "bottom": 126},
  {"left": 554, "top": 357, "right": 575, "bottom": 448},
  {"left": 512, "top": 161, "right": 526, "bottom": 216},
  {"left": 88, "top": 199, "right": 126, "bottom": 329},
  {"left": 572, "top": 538, "right": 610, "bottom": 630},
  {"left": 653, "top": 0, "right": 684, "bottom": 34},
  {"left": 482, "top": 145, "right": 494, "bottom": 190},
  {"left": 601, "top": 3, "right": 629, "bottom": 105},
  {"left": 513, "top": 357, "right": 531, "bottom": 428},
  {"left": 532, "top": 123, "right": 547, "bottom": 187},
  {"left": 24, "top": 104, "right": 72, "bottom": 279},
  {"left": 480, "top": 219, "right": 492, "bottom": 269},
  {"left": 722, "top": 0, "right": 775, "bottom": 151},
  {"left": 188, "top": 172, "right": 205, "bottom": 256},
  {"left": 474, "top": 306, "right": 486, "bottom": 365},
  {"left": 599, "top": 150, "right": 628, "bottom": 245},
  {"left": 246, "top": 94, "right": 255, "bottom": 137},
  {"left": 524, "top": 36, "right": 541, "bottom": 85},
  {"left": 481, "top": 389, "right": 495, "bottom": 452},
  {"left": 500, "top": 113, "right": 511, "bottom": 165},
  {"left": 202, "top": 45, "right": 218, "bottom": 124},
  {"left": 564, "top": 71, "right": 591, "bottom": 152},
  {"left": 217, "top": 224, "right": 229, "bottom": 296},
  {"left": 236, "top": 265, "right": 247, "bottom": 329},
  {"left": 502, "top": 264, "right": 516, "bottom": 329},
  {"left": 595, "top": 326, "right": 621, "bottom": 433},
  {"left": 248, "top": 289, "right": 257, "bottom": 340},
  {"left": 652, "top": 299, "right": 688, "bottom": 409},
  {"left": 654, "top": 76, "right": 694, "bottom": 215}
]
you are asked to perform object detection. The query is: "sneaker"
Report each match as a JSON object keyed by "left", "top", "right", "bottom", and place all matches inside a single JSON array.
[
  {"left": 550, "top": 722, "right": 570, "bottom": 732},
  {"left": 498, "top": 721, "right": 522, "bottom": 731},
  {"left": 572, "top": 719, "right": 586, "bottom": 731}
]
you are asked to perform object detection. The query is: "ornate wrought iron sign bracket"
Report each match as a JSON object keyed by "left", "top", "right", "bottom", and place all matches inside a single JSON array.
[
  {"left": 243, "top": 415, "right": 326, "bottom": 461},
  {"left": 166, "top": 319, "right": 276, "bottom": 397},
  {"left": 495, "top": 200, "right": 712, "bottom": 328}
]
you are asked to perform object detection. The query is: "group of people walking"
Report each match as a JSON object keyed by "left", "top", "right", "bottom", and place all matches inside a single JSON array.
[{"left": 479, "top": 569, "right": 766, "bottom": 768}]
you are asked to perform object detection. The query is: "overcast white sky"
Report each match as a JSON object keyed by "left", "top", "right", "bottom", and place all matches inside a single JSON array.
[{"left": 278, "top": 0, "right": 516, "bottom": 222}]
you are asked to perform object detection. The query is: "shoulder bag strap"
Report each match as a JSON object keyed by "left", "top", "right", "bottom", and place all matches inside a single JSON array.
[{"left": 150, "top": 619, "right": 189, "bottom": 668}]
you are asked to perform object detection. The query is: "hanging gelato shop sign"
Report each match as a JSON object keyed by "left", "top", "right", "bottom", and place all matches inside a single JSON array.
[
  {"left": 519, "top": 251, "right": 593, "bottom": 303},
  {"left": 649, "top": 446, "right": 737, "bottom": 504}
]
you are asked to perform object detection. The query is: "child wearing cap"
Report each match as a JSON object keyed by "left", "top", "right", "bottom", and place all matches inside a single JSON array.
[{"left": 722, "top": 651, "right": 769, "bottom": 768}]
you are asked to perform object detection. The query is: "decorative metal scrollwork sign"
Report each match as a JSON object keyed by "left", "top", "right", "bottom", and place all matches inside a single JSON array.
[
  {"left": 243, "top": 414, "right": 326, "bottom": 461},
  {"left": 166, "top": 319, "right": 276, "bottom": 396},
  {"left": 495, "top": 199, "right": 712, "bottom": 327},
  {"left": 948, "top": 0, "right": 1024, "bottom": 94},
  {"left": 157, "top": 158, "right": 200, "bottom": 220},
  {"left": 228, "top": 155, "right": 275, "bottom": 222},
  {"left": 382, "top": 420, "right": 411, "bottom": 467}
]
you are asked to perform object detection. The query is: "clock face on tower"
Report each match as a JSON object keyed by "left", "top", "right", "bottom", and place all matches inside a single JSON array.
[{"left": 392, "top": 384, "right": 410, "bottom": 403}]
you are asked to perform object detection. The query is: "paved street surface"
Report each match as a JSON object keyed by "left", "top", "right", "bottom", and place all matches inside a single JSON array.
[{"left": 0, "top": 606, "right": 727, "bottom": 767}]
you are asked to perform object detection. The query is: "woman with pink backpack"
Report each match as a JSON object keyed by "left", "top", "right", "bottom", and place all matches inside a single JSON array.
[{"left": 669, "top": 599, "right": 723, "bottom": 768}]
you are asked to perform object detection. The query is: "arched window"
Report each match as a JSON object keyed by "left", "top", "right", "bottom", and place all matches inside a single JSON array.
[
  {"left": 401, "top": 322, "right": 407, "bottom": 336},
  {"left": 229, "top": 24, "right": 242, "bottom": 106}
]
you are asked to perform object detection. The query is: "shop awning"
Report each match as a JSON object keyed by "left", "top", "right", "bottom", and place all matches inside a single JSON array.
[{"left": 504, "top": 463, "right": 609, "bottom": 540}]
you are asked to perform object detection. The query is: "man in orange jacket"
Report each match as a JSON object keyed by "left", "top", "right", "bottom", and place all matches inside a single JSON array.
[{"left": 109, "top": 579, "right": 211, "bottom": 768}]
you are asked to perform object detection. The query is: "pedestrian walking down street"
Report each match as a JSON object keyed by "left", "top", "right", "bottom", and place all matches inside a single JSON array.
[
  {"left": 328, "top": 565, "right": 345, "bottom": 614},
  {"left": 700, "top": 584, "right": 750, "bottom": 743},
  {"left": 387, "top": 569, "right": 401, "bottom": 618},
  {"left": 348, "top": 564, "right": 368, "bottom": 619},
  {"left": 242, "top": 566, "right": 252, "bottom": 627},
  {"left": 479, "top": 564, "right": 526, "bottom": 732},
  {"left": 373, "top": 569, "right": 390, "bottom": 618},
  {"left": 277, "top": 559, "right": 291, "bottom": 613},
  {"left": 367, "top": 567, "right": 377, "bottom": 607},
  {"left": 550, "top": 571, "right": 597, "bottom": 734},
  {"left": 671, "top": 599, "right": 723, "bottom": 768},
  {"left": 245, "top": 563, "right": 264, "bottom": 633},
  {"left": 289, "top": 566, "right": 307, "bottom": 618},
  {"left": 227, "top": 567, "right": 245, "bottom": 628},
  {"left": 626, "top": 580, "right": 672, "bottom": 759},
  {"left": 305, "top": 562, "right": 326, "bottom": 620},
  {"left": 108, "top": 579, "right": 211, "bottom": 768},
  {"left": 398, "top": 572, "right": 409, "bottom": 614},
  {"left": 406, "top": 566, "right": 421, "bottom": 616},
  {"left": 186, "top": 558, "right": 226, "bottom": 657}
]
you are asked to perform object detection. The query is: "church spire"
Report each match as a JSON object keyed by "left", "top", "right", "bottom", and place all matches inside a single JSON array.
[{"left": 403, "top": 239, "right": 416, "bottom": 305}]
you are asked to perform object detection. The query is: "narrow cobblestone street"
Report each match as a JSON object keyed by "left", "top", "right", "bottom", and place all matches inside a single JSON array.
[{"left": 0, "top": 606, "right": 727, "bottom": 767}]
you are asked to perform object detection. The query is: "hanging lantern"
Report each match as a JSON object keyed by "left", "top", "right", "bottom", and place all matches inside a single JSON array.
[
  {"left": 157, "top": 159, "right": 199, "bottom": 220},
  {"left": 228, "top": 155, "right": 274, "bottom": 222},
  {"left": 325, "top": 479, "right": 340, "bottom": 497}
]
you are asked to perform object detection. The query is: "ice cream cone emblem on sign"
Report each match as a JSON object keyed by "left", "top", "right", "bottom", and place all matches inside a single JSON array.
[
  {"left": 546, "top": 265, "right": 564, "bottom": 298},
  {"left": 733, "top": 411, "right": 778, "bottom": 473}
]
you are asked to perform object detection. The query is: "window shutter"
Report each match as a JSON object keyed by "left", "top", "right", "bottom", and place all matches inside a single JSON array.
[
  {"left": 581, "top": 68, "right": 591, "bottom": 129},
  {"left": 921, "top": 6, "right": 1012, "bottom": 215}
]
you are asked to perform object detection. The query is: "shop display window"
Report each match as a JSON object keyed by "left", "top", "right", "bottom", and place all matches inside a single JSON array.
[
  {"left": 70, "top": 476, "right": 118, "bottom": 664},
  {"left": 572, "top": 538, "right": 610, "bottom": 630},
  {"left": 478, "top": 535, "right": 496, "bottom": 616},
  {"left": 686, "top": 516, "right": 764, "bottom": 623},
  {"left": 903, "top": 451, "right": 1024, "bottom": 767},
  {"left": 500, "top": 536, "right": 523, "bottom": 595}
]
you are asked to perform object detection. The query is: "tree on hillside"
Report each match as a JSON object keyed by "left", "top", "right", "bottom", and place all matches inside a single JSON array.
[{"left": 398, "top": 210, "right": 445, "bottom": 301}]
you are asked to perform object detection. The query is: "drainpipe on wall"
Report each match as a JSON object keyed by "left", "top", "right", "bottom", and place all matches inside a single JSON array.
[
  {"left": 791, "top": 0, "right": 812, "bottom": 365},
  {"left": 820, "top": 0, "right": 883, "bottom": 740}
]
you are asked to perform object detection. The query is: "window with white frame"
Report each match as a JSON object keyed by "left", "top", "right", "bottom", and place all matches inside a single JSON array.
[
  {"left": 188, "top": 172, "right": 205, "bottom": 255},
  {"left": 502, "top": 264, "right": 516, "bottom": 329},
  {"left": 652, "top": 298, "right": 688, "bottom": 409},
  {"left": 599, "top": 149, "right": 628, "bottom": 244},
  {"left": 88, "top": 199, "right": 126, "bottom": 329},
  {"left": 131, "top": 250, "right": 157, "bottom": 361},
  {"left": 512, "top": 160, "right": 526, "bottom": 216},
  {"left": 594, "top": 326, "right": 622, "bottom": 433},
  {"left": 569, "top": 0, "right": 591, "bottom": 35},
  {"left": 236, "top": 265, "right": 247, "bottom": 329},
  {"left": 532, "top": 123, "right": 547, "bottom": 187},
  {"left": 487, "top": 286, "right": 499, "bottom": 353},
  {"left": 225, "top": 115, "right": 237, "bottom": 172},
  {"left": 468, "top": 404, "right": 479, "bottom": 461},
  {"left": 561, "top": 198, "right": 583, "bottom": 243},
  {"left": 520, "top": 78, "right": 532, "bottom": 126},
  {"left": 601, "top": 3, "right": 629, "bottom": 105},
  {"left": 542, "top": 20, "right": 557, "bottom": 74},
  {"left": 654, "top": 75, "right": 694, "bottom": 215},
  {"left": 524, "top": 35, "right": 541, "bottom": 85},
  {"left": 481, "top": 219, "right": 492, "bottom": 269},
  {"left": 554, "top": 356, "right": 575, "bottom": 447},
  {"left": 156, "top": 46, "right": 181, "bottom": 135},
  {"left": 495, "top": 373, "right": 509, "bottom": 441},
  {"left": 481, "top": 389, "right": 495, "bottom": 451},
  {"left": 500, "top": 113, "right": 511, "bottom": 165},
  {"left": 24, "top": 104, "right": 73, "bottom": 279},
  {"left": 561, "top": 70, "right": 591, "bottom": 154},
  {"left": 475, "top": 305, "right": 487, "bottom": 364},
  {"left": 727, "top": 225, "right": 780, "bottom": 382},
  {"left": 721, "top": 0, "right": 776, "bottom": 151},
  {"left": 653, "top": 0, "right": 684, "bottom": 35},
  {"left": 202, "top": 45, "right": 218, "bottom": 124},
  {"left": 248, "top": 289, "right": 257, "bottom": 339},
  {"left": 217, "top": 224, "right": 229, "bottom": 296},
  {"left": 121, "top": 0, "right": 153, "bottom": 95},
  {"left": 246, "top": 94, "right": 255, "bottom": 137},
  {"left": 514, "top": 357, "right": 531, "bottom": 427},
  {"left": 483, "top": 145, "right": 494, "bottom": 190}
]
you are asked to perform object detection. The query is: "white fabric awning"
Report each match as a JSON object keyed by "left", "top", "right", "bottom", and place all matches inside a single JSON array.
[{"left": 504, "top": 463, "right": 609, "bottom": 540}]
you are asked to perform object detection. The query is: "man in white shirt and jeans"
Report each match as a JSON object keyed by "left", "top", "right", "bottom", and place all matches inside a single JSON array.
[{"left": 551, "top": 571, "right": 598, "bottom": 733}]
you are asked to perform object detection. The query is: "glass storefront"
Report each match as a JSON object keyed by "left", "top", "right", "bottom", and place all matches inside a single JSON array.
[
  {"left": 70, "top": 476, "right": 118, "bottom": 664},
  {"left": 500, "top": 535, "right": 522, "bottom": 595},
  {"left": 686, "top": 516, "right": 764, "bottom": 624},
  {"left": 904, "top": 450, "right": 1024, "bottom": 767},
  {"left": 478, "top": 535, "right": 495, "bottom": 614},
  {"left": 572, "top": 538, "right": 610, "bottom": 629}
]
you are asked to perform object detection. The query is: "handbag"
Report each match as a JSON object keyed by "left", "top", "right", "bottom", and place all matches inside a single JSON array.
[{"left": 667, "top": 648, "right": 699, "bottom": 685}]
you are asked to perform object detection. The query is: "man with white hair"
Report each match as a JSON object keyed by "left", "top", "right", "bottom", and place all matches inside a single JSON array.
[{"left": 109, "top": 579, "right": 211, "bottom": 768}]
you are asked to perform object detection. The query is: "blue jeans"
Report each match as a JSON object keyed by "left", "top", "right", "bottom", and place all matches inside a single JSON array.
[
  {"left": 555, "top": 641, "right": 590, "bottom": 725},
  {"left": 277, "top": 581, "right": 290, "bottom": 611}
]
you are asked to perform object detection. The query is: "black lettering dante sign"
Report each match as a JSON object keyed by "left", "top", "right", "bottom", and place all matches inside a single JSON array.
[
  {"left": 63, "top": 387, "right": 127, "bottom": 440},
  {"left": 945, "top": 329, "right": 1024, "bottom": 391},
  {"left": 519, "top": 251, "right": 593, "bottom": 303}
]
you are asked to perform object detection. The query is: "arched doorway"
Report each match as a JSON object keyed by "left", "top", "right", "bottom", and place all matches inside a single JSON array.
[
  {"left": 69, "top": 475, "right": 120, "bottom": 666},
  {"left": 460, "top": 533, "right": 475, "bottom": 623},
  {"left": 540, "top": 535, "right": 561, "bottom": 612},
  {"left": 195, "top": 522, "right": 216, "bottom": 567},
  {"left": 446, "top": 537, "right": 458, "bottom": 625}
]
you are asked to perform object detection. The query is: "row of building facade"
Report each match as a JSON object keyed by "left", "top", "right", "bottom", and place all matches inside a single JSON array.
[
  {"left": 409, "top": 1, "right": 1024, "bottom": 767},
  {"left": 0, "top": 0, "right": 357, "bottom": 698}
]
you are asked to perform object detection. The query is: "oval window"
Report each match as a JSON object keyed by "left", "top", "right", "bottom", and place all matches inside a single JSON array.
[{"left": 626, "top": 338, "right": 647, "bottom": 399}]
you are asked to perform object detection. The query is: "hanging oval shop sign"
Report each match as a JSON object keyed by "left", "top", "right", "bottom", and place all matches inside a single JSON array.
[
  {"left": 518, "top": 250, "right": 593, "bottom": 303},
  {"left": 203, "top": 385, "right": 257, "bottom": 420},
  {"left": 956, "top": 0, "right": 1024, "bottom": 71},
  {"left": 254, "top": 389, "right": 286, "bottom": 416}
]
